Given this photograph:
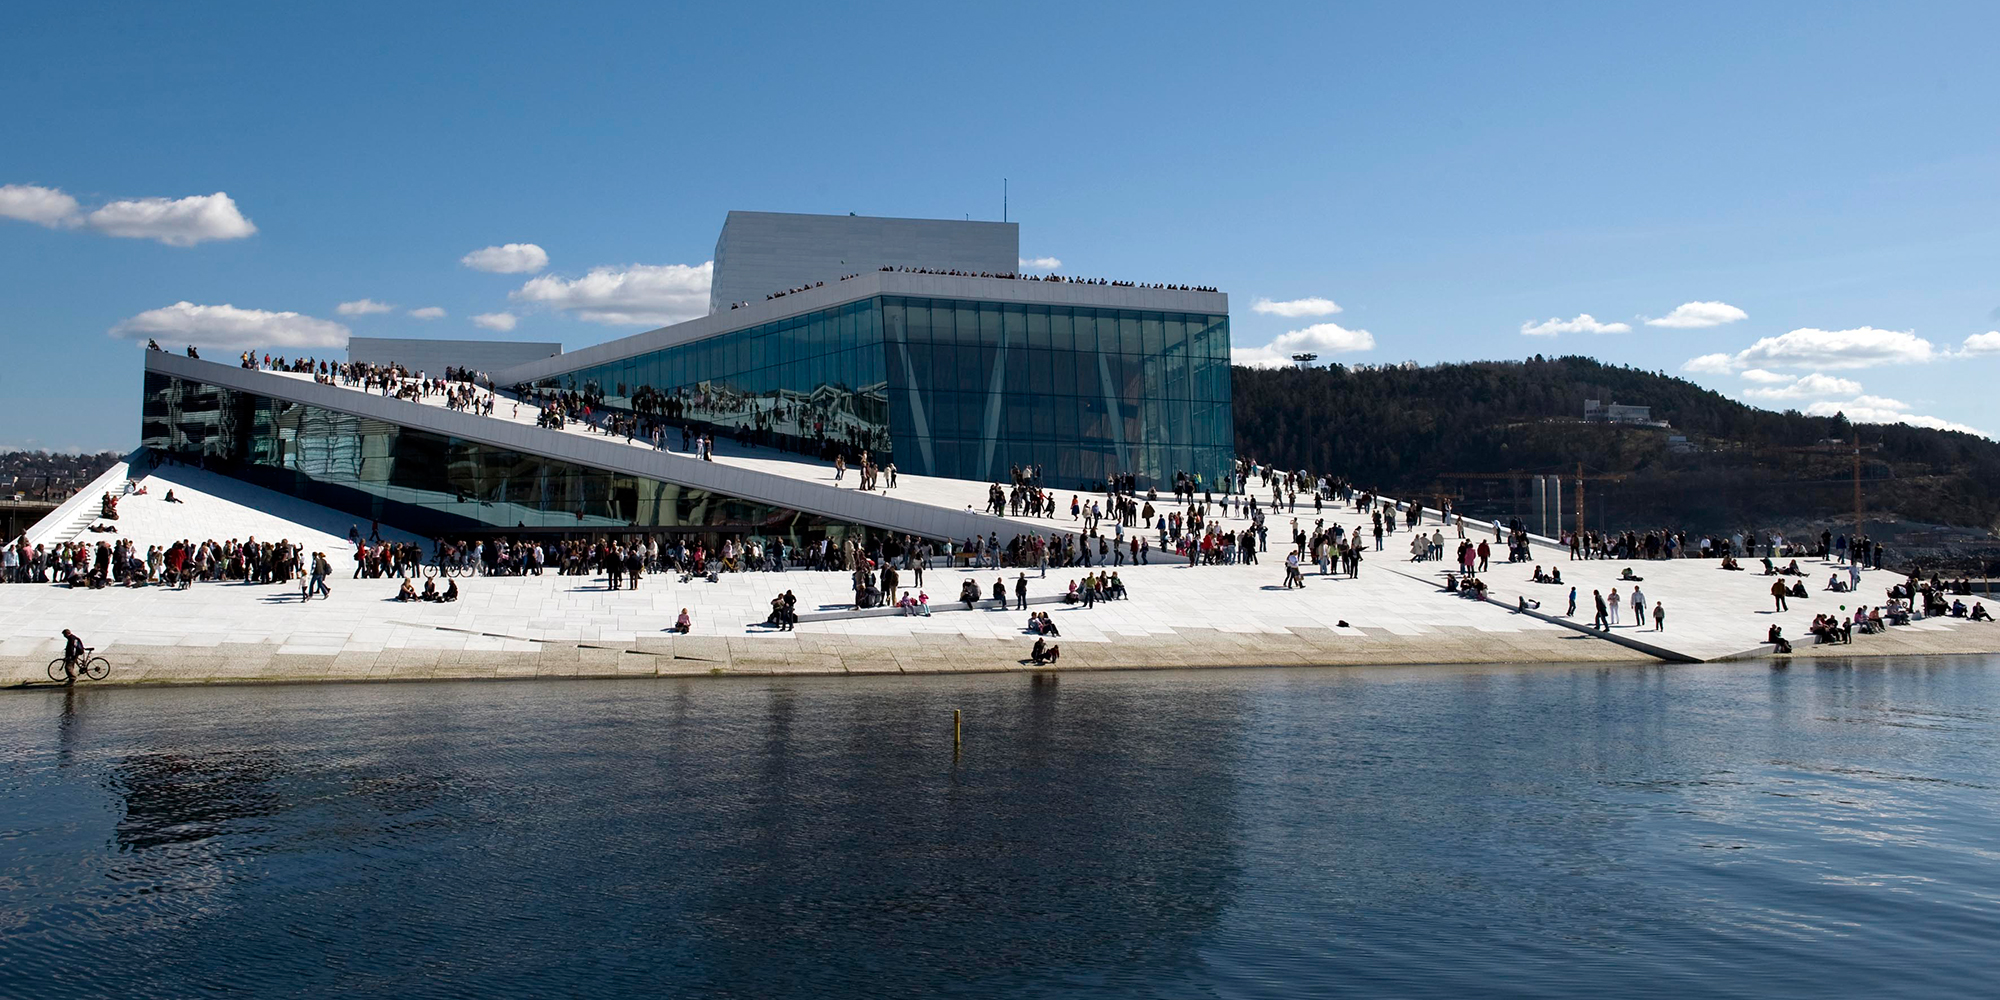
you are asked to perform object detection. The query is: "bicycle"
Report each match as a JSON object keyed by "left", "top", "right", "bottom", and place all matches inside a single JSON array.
[{"left": 48, "top": 648, "right": 110, "bottom": 683}]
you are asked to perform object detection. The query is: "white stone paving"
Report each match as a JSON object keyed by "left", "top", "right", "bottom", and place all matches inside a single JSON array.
[
  {"left": 1414, "top": 535, "right": 1998, "bottom": 660},
  {"left": 2, "top": 462, "right": 1580, "bottom": 673}
]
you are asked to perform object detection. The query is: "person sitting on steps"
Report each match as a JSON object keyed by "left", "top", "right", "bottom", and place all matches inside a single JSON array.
[{"left": 1767, "top": 624, "right": 1793, "bottom": 654}]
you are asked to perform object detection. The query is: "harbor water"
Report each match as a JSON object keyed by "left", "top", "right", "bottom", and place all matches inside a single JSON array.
[{"left": 3, "top": 659, "right": 1997, "bottom": 998}]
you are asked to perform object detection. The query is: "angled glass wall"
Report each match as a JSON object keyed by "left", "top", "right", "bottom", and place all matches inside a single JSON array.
[
  {"left": 532, "top": 294, "right": 1234, "bottom": 490},
  {"left": 533, "top": 299, "right": 891, "bottom": 464},
  {"left": 140, "top": 372, "right": 872, "bottom": 546}
]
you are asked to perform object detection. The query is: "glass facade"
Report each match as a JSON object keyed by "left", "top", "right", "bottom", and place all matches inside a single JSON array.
[
  {"left": 140, "top": 373, "right": 873, "bottom": 546},
  {"left": 536, "top": 294, "right": 1234, "bottom": 489},
  {"left": 538, "top": 298, "right": 892, "bottom": 468}
]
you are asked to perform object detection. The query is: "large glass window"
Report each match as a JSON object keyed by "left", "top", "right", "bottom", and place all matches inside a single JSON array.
[{"left": 524, "top": 291, "right": 1233, "bottom": 490}]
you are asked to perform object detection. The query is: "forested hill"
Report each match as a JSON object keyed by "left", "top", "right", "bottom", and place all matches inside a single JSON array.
[{"left": 1230, "top": 356, "right": 2000, "bottom": 534}]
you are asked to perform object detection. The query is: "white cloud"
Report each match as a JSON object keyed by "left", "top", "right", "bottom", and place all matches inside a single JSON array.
[
  {"left": 1740, "top": 368, "right": 1792, "bottom": 384},
  {"left": 1252, "top": 296, "right": 1343, "bottom": 318},
  {"left": 471, "top": 312, "right": 518, "bottom": 332},
  {"left": 111, "top": 301, "right": 348, "bottom": 349},
  {"left": 1645, "top": 300, "right": 1747, "bottom": 329},
  {"left": 1685, "top": 326, "right": 1937, "bottom": 372},
  {"left": 1520, "top": 313, "right": 1631, "bottom": 336},
  {"left": 1019, "top": 256, "right": 1062, "bottom": 271},
  {"left": 336, "top": 298, "right": 395, "bottom": 316},
  {"left": 1960, "top": 331, "right": 2000, "bottom": 356},
  {"left": 1231, "top": 322, "right": 1376, "bottom": 368},
  {"left": 1742, "top": 372, "right": 1864, "bottom": 401},
  {"left": 0, "top": 183, "right": 82, "bottom": 227},
  {"left": 513, "top": 261, "right": 712, "bottom": 326},
  {"left": 461, "top": 243, "right": 548, "bottom": 274},
  {"left": 86, "top": 192, "right": 256, "bottom": 246},
  {"left": 2, "top": 185, "right": 256, "bottom": 245},
  {"left": 408, "top": 306, "right": 447, "bottom": 320},
  {"left": 1802, "top": 396, "right": 1985, "bottom": 437}
]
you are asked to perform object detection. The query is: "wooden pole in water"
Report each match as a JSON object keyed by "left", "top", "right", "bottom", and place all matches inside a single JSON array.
[{"left": 953, "top": 709, "right": 962, "bottom": 750}]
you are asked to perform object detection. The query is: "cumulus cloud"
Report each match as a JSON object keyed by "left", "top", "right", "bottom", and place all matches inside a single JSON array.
[
  {"left": 1019, "top": 256, "right": 1062, "bottom": 270},
  {"left": 1520, "top": 313, "right": 1631, "bottom": 336},
  {"left": 513, "top": 261, "right": 712, "bottom": 326},
  {"left": 471, "top": 312, "right": 518, "bottom": 332},
  {"left": 461, "top": 243, "right": 548, "bottom": 274},
  {"left": 1802, "top": 396, "right": 1985, "bottom": 437},
  {"left": 1742, "top": 372, "right": 1864, "bottom": 401},
  {"left": 86, "top": 192, "right": 256, "bottom": 246},
  {"left": 335, "top": 298, "right": 395, "bottom": 316},
  {"left": 1959, "top": 331, "right": 2000, "bottom": 356},
  {"left": 1740, "top": 368, "right": 1792, "bottom": 384},
  {"left": 1683, "top": 326, "right": 1937, "bottom": 372},
  {"left": 0, "top": 183, "right": 82, "bottom": 227},
  {"left": 111, "top": 301, "right": 348, "bottom": 349},
  {"left": 1252, "top": 297, "right": 1343, "bottom": 318},
  {"left": 408, "top": 306, "right": 446, "bottom": 320},
  {"left": 1645, "top": 300, "right": 1747, "bottom": 329},
  {"left": 1231, "top": 322, "right": 1376, "bottom": 368},
  {"left": 2, "top": 185, "right": 256, "bottom": 245}
]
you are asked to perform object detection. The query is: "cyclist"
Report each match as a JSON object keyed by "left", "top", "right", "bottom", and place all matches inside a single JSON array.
[{"left": 59, "top": 629, "right": 86, "bottom": 685}]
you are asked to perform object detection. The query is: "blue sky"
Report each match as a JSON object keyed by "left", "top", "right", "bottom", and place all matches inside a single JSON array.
[{"left": 5, "top": 1, "right": 1999, "bottom": 450}]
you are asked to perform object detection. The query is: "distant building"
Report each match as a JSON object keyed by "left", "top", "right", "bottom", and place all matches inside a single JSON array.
[{"left": 1584, "top": 399, "right": 1663, "bottom": 426}]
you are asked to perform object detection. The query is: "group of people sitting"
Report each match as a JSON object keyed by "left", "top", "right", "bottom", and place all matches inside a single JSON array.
[
  {"left": 1530, "top": 565, "right": 1565, "bottom": 585},
  {"left": 1443, "top": 573, "right": 1489, "bottom": 599},
  {"left": 1808, "top": 614, "right": 1852, "bottom": 645},
  {"left": 1063, "top": 572, "right": 1128, "bottom": 607},
  {"left": 394, "top": 577, "right": 459, "bottom": 602},
  {"left": 1770, "top": 598, "right": 1993, "bottom": 653}
]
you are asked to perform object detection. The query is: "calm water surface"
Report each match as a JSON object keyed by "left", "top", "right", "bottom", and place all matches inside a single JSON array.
[{"left": 3, "top": 659, "right": 1997, "bottom": 998}]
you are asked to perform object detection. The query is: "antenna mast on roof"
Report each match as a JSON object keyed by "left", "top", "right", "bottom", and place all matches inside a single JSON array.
[{"left": 1004, "top": 178, "right": 1008, "bottom": 222}]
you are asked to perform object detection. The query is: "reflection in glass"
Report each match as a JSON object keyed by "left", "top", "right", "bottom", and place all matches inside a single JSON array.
[{"left": 530, "top": 294, "right": 1234, "bottom": 490}]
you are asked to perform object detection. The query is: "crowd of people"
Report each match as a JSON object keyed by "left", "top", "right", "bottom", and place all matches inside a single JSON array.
[
  {"left": 873, "top": 265, "right": 1218, "bottom": 293},
  {"left": 3, "top": 532, "right": 332, "bottom": 594},
  {"left": 1562, "top": 525, "right": 1888, "bottom": 569},
  {"left": 720, "top": 267, "right": 1221, "bottom": 311}
]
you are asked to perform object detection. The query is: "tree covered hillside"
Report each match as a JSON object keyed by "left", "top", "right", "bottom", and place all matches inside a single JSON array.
[{"left": 1230, "top": 356, "right": 2000, "bottom": 534}]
